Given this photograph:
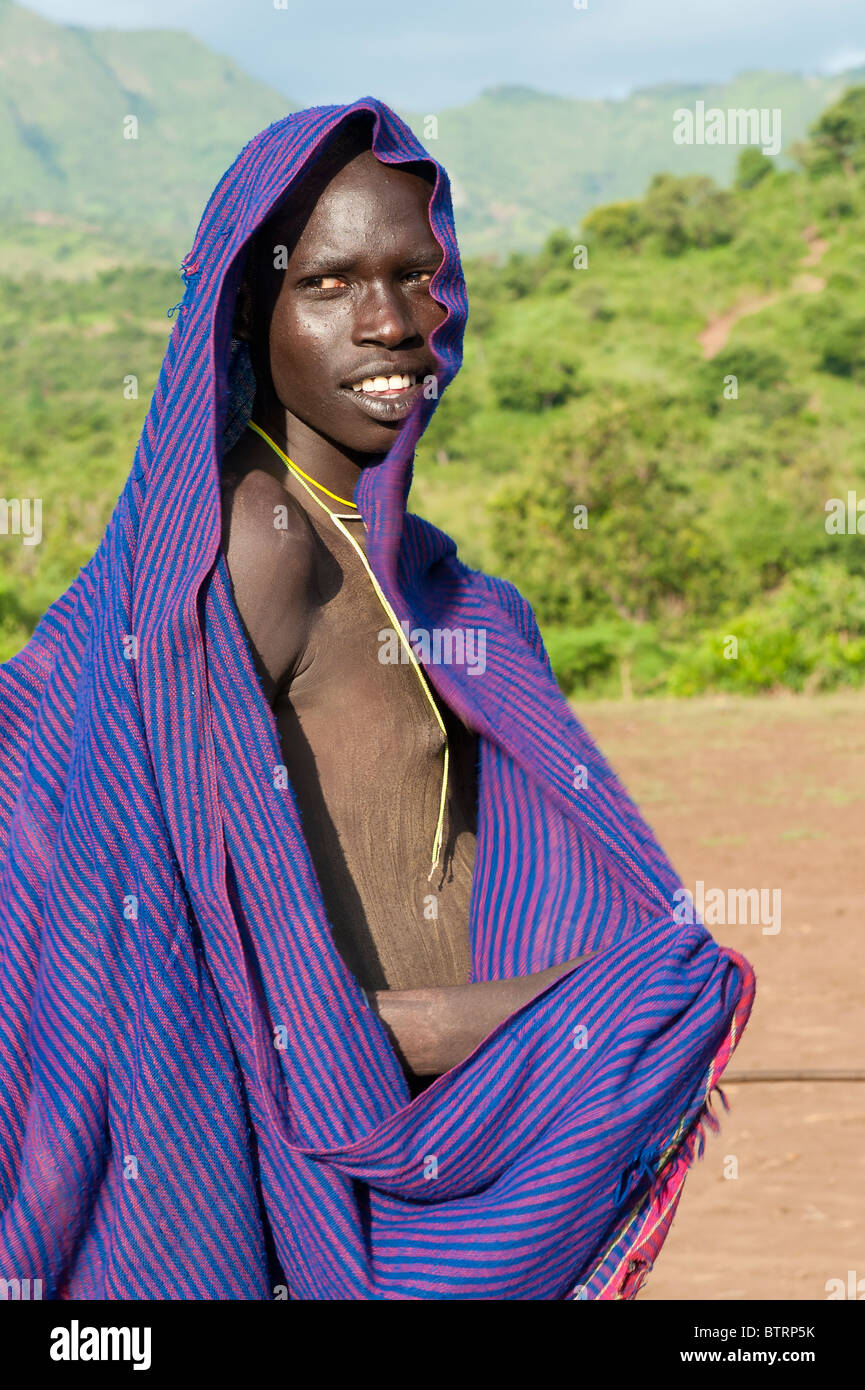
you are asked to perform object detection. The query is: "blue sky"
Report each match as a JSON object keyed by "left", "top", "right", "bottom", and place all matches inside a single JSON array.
[{"left": 26, "top": 0, "right": 865, "bottom": 108}]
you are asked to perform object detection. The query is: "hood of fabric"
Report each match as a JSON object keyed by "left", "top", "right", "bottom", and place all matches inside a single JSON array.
[
  {"left": 133, "top": 96, "right": 684, "bottom": 918},
  {"left": 160, "top": 96, "right": 467, "bottom": 610}
]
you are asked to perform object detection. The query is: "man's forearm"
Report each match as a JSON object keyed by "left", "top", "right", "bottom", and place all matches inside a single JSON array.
[{"left": 366, "top": 955, "right": 592, "bottom": 1078}]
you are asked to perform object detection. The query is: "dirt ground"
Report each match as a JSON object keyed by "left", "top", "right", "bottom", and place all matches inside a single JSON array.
[{"left": 574, "top": 691, "right": 865, "bottom": 1302}]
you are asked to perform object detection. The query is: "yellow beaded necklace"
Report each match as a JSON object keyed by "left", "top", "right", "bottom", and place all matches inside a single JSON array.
[{"left": 248, "top": 419, "right": 449, "bottom": 881}]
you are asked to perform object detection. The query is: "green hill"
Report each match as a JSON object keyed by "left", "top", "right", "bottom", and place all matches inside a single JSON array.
[
  {"left": 426, "top": 71, "right": 864, "bottom": 256},
  {"left": 1, "top": 1, "right": 863, "bottom": 262},
  {"left": 0, "top": 0, "right": 293, "bottom": 264}
]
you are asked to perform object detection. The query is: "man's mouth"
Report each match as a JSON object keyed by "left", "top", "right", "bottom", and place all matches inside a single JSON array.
[
  {"left": 340, "top": 371, "right": 424, "bottom": 422},
  {"left": 349, "top": 372, "right": 418, "bottom": 396}
]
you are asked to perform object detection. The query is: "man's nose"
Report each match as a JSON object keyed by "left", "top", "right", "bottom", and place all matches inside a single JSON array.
[{"left": 353, "top": 280, "right": 417, "bottom": 346}]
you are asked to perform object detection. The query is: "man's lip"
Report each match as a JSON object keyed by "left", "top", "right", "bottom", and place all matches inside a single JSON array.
[
  {"left": 339, "top": 379, "right": 424, "bottom": 420},
  {"left": 341, "top": 366, "right": 427, "bottom": 388}
]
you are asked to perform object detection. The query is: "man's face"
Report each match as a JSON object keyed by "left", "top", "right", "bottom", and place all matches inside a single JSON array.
[{"left": 250, "top": 148, "right": 447, "bottom": 456}]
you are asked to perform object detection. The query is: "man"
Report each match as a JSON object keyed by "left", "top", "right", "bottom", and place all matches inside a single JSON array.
[
  {"left": 220, "top": 117, "right": 586, "bottom": 1094},
  {"left": 0, "top": 98, "right": 753, "bottom": 1299}
]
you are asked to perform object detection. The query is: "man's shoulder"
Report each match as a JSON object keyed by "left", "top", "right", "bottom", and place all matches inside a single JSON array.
[
  {"left": 222, "top": 462, "right": 313, "bottom": 544},
  {"left": 221, "top": 464, "right": 320, "bottom": 602},
  {"left": 220, "top": 465, "right": 318, "bottom": 696}
]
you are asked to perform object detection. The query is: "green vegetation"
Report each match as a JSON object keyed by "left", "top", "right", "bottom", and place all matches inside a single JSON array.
[
  {"left": 412, "top": 90, "right": 865, "bottom": 697},
  {"left": 3, "top": 85, "right": 865, "bottom": 700},
  {"left": 0, "top": 265, "right": 182, "bottom": 656}
]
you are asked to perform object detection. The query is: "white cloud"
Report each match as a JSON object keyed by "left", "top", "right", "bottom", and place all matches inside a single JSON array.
[{"left": 821, "top": 49, "right": 865, "bottom": 75}]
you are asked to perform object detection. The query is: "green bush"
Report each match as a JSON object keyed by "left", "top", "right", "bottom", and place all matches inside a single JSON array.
[
  {"left": 814, "top": 173, "right": 859, "bottom": 220},
  {"left": 487, "top": 327, "right": 583, "bottom": 411},
  {"left": 0, "top": 576, "right": 33, "bottom": 664},
  {"left": 806, "top": 85, "right": 865, "bottom": 177},
  {"left": 818, "top": 319, "right": 865, "bottom": 377},
  {"left": 545, "top": 619, "right": 669, "bottom": 698},
  {"left": 667, "top": 564, "right": 865, "bottom": 694},
  {"left": 581, "top": 200, "right": 647, "bottom": 251},
  {"left": 544, "top": 621, "right": 621, "bottom": 692},
  {"left": 487, "top": 390, "right": 726, "bottom": 628},
  {"left": 735, "top": 148, "right": 774, "bottom": 190},
  {"left": 800, "top": 293, "right": 865, "bottom": 377},
  {"left": 642, "top": 173, "right": 738, "bottom": 255},
  {"left": 696, "top": 345, "right": 790, "bottom": 414}
]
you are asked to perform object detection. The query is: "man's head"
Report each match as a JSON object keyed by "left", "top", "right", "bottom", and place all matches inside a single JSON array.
[{"left": 234, "top": 116, "right": 446, "bottom": 460}]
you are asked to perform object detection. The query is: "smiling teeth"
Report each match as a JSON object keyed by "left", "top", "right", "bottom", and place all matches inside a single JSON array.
[{"left": 351, "top": 373, "right": 416, "bottom": 393}]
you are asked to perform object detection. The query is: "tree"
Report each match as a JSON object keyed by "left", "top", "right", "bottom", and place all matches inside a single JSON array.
[
  {"left": 735, "top": 147, "right": 774, "bottom": 189},
  {"left": 486, "top": 393, "right": 723, "bottom": 627},
  {"left": 581, "top": 200, "right": 647, "bottom": 251},
  {"left": 803, "top": 293, "right": 865, "bottom": 377},
  {"left": 487, "top": 325, "right": 583, "bottom": 412},
  {"left": 804, "top": 84, "right": 865, "bottom": 176},
  {"left": 696, "top": 346, "right": 793, "bottom": 416},
  {"left": 642, "top": 173, "right": 737, "bottom": 255}
]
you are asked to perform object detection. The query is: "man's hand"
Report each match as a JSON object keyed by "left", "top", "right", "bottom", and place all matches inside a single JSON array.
[{"left": 366, "top": 955, "right": 593, "bottom": 1079}]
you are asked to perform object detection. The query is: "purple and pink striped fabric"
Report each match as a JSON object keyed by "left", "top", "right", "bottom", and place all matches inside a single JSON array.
[{"left": 0, "top": 98, "right": 754, "bottom": 1299}]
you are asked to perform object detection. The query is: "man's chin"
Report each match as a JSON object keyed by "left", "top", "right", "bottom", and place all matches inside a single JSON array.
[{"left": 327, "top": 410, "right": 418, "bottom": 462}]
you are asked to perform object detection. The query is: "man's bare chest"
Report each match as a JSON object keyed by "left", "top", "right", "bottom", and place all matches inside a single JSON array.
[
  {"left": 281, "top": 517, "right": 456, "bottom": 772},
  {"left": 271, "top": 514, "right": 478, "bottom": 991}
]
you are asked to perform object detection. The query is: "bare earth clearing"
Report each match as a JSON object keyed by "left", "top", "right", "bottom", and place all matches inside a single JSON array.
[
  {"left": 574, "top": 692, "right": 865, "bottom": 1301},
  {"left": 699, "top": 225, "right": 828, "bottom": 359}
]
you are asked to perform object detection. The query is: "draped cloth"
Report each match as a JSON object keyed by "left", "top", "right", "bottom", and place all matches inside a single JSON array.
[{"left": 0, "top": 98, "right": 754, "bottom": 1300}]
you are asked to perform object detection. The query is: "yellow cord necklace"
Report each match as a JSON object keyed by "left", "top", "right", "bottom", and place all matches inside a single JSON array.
[{"left": 248, "top": 419, "right": 449, "bottom": 882}]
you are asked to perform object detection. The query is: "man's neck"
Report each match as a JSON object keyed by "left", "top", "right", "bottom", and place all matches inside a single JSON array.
[{"left": 249, "top": 399, "right": 381, "bottom": 506}]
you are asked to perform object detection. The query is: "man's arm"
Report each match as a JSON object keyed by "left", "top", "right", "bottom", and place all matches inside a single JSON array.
[{"left": 367, "top": 954, "right": 593, "bottom": 1077}]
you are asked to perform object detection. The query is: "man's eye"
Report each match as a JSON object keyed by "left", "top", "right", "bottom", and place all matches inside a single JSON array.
[
  {"left": 405, "top": 270, "right": 434, "bottom": 285},
  {"left": 305, "top": 275, "right": 346, "bottom": 290}
]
